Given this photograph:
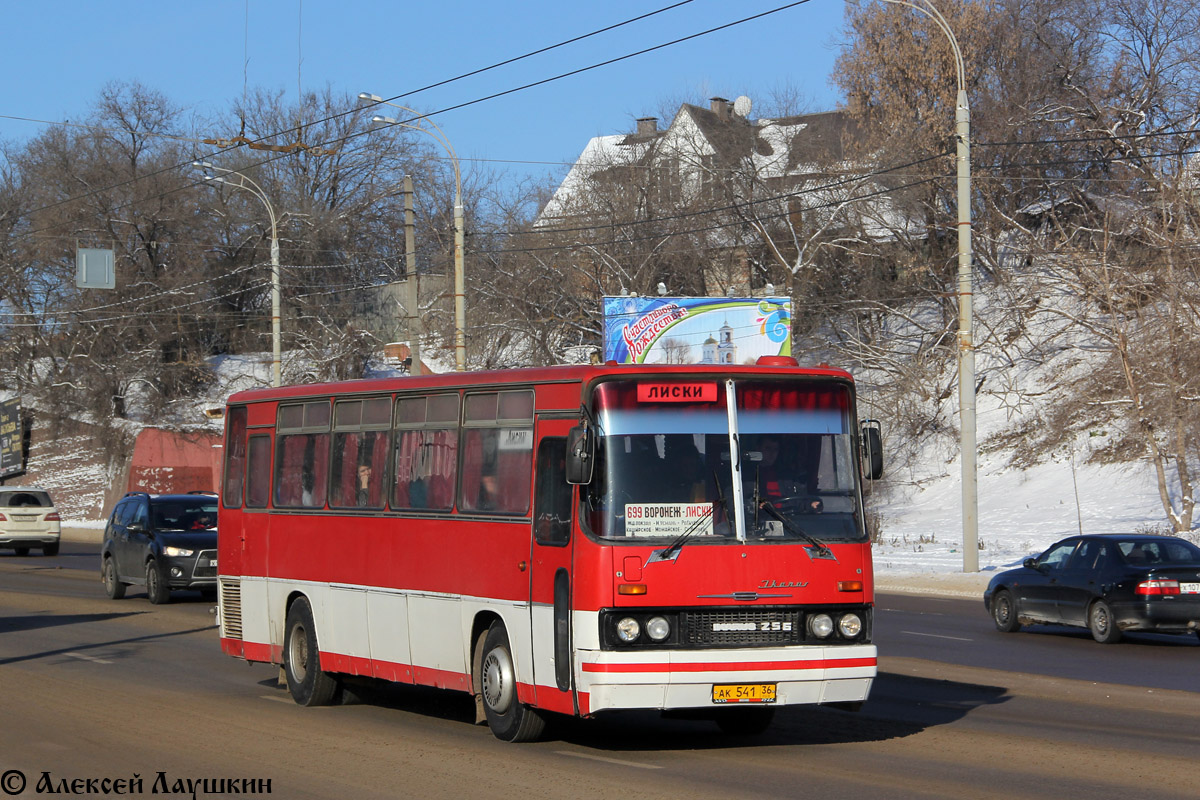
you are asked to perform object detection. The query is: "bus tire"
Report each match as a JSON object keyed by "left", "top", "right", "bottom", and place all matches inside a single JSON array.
[
  {"left": 102, "top": 557, "right": 126, "bottom": 599},
  {"left": 284, "top": 597, "right": 339, "bottom": 706},
  {"left": 480, "top": 622, "right": 546, "bottom": 742},
  {"left": 145, "top": 560, "right": 171, "bottom": 605},
  {"left": 714, "top": 706, "right": 775, "bottom": 736}
]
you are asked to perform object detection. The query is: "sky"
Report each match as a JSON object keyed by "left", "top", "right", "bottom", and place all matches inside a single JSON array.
[{"left": 0, "top": 0, "right": 849, "bottom": 187}]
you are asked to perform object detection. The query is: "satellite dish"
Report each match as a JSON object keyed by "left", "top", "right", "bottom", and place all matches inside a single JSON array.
[{"left": 733, "top": 96, "right": 752, "bottom": 118}]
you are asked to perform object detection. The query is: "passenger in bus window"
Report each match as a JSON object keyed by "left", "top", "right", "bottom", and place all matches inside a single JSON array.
[
  {"left": 300, "top": 437, "right": 319, "bottom": 507},
  {"left": 478, "top": 473, "right": 500, "bottom": 510},
  {"left": 356, "top": 464, "right": 372, "bottom": 506}
]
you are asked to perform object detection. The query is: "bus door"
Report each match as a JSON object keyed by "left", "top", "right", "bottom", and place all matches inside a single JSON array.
[{"left": 528, "top": 416, "right": 576, "bottom": 712}]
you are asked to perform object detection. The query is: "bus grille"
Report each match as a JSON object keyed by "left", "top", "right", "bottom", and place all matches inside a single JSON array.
[
  {"left": 681, "top": 609, "right": 804, "bottom": 646},
  {"left": 219, "top": 579, "right": 242, "bottom": 640}
]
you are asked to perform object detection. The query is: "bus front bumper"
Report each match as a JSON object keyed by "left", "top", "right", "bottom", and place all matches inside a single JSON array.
[{"left": 575, "top": 644, "right": 877, "bottom": 714}]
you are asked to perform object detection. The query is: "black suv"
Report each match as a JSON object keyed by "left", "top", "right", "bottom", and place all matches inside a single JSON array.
[{"left": 100, "top": 491, "right": 218, "bottom": 604}]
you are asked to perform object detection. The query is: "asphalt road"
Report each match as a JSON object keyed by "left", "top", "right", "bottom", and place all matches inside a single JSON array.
[{"left": 1, "top": 544, "right": 1198, "bottom": 799}]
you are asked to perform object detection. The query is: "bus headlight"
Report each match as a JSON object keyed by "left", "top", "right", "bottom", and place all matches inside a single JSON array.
[
  {"left": 616, "top": 617, "right": 641, "bottom": 643},
  {"left": 838, "top": 613, "right": 863, "bottom": 638},
  {"left": 808, "top": 613, "right": 833, "bottom": 639},
  {"left": 646, "top": 616, "right": 671, "bottom": 641}
]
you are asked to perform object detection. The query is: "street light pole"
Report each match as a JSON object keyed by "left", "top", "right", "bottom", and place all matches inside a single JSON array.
[
  {"left": 360, "top": 93, "right": 466, "bottom": 372},
  {"left": 879, "top": 0, "right": 977, "bottom": 571},
  {"left": 194, "top": 162, "right": 282, "bottom": 387}
]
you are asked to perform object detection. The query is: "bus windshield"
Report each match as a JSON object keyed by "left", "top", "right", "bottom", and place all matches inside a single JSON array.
[{"left": 582, "top": 379, "right": 866, "bottom": 544}]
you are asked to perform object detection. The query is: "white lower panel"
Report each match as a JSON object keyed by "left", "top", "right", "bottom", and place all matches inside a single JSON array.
[
  {"left": 367, "top": 590, "right": 411, "bottom": 667},
  {"left": 238, "top": 577, "right": 272, "bottom": 648},
  {"left": 407, "top": 594, "right": 467, "bottom": 675},
  {"left": 325, "top": 586, "right": 370, "bottom": 658}
]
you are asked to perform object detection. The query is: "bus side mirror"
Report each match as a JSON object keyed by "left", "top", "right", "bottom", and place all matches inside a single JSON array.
[
  {"left": 861, "top": 420, "right": 883, "bottom": 480},
  {"left": 566, "top": 425, "right": 595, "bottom": 485}
]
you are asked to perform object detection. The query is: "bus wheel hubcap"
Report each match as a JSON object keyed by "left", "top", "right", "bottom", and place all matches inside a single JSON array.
[
  {"left": 482, "top": 647, "right": 514, "bottom": 713},
  {"left": 290, "top": 626, "right": 308, "bottom": 681}
]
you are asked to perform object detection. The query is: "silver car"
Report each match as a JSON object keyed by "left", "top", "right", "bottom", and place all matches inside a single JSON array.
[{"left": 0, "top": 487, "right": 61, "bottom": 556}]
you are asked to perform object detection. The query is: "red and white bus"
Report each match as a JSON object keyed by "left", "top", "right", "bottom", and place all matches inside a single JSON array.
[{"left": 218, "top": 357, "right": 882, "bottom": 741}]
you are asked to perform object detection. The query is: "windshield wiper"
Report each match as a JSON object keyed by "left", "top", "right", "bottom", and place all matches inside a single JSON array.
[
  {"left": 647, "top": 507, "right": 714, "bottom": 564},
  {"left": 757, "top": 499, "right": 837, "bottom": 561}
]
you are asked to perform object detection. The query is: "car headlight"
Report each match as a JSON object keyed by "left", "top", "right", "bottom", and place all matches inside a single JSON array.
[
  {"left": 163, "top": 546, "right": 194, "bottom": 557},
  {"left": 615, "top": 617, "right": 641, "bottom": 643},
  {"left": 808, "top": 613, "right": 833, "bottom": 638},
  {"left": 646, "top": 616, "right": 671, "bottom": 641},
  {"left": 838, "top": 613, "right": 863, "bottom": 638}
]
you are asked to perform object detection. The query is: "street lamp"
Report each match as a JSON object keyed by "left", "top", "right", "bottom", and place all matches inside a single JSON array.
[
  {"left": 359, "top": 93, "right": 466, "bottom": 372},
  {"left": 879, "top": 0, "right": 977, "bottom": 571},
  {"left": 193, "top": 161, "right": 283, "bottom": 388}
]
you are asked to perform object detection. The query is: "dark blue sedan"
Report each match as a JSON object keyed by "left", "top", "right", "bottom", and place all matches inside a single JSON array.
[{"left": 984, "top": 534, "right": 1200, "bottom": 643}]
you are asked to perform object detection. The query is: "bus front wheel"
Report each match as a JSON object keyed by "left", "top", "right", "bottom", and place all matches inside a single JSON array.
[
  {"left": 284, "top": 597, "right": 339, "bottom": 706},
  {"left": 480, "top": 622, "right": 546, "bottom": 742}
]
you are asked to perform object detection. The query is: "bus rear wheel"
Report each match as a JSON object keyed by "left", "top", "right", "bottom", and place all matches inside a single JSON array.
[
  {"left": 284, "top": 597, "right": 340, "bottom": 706},
  {"left": 480, "top": 622, "right": 545, "bottom": 742}
]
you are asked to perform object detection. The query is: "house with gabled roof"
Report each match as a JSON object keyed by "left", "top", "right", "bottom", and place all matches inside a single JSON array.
[{"left": 538, "top": 97, "right": 872, "bottom": 294}]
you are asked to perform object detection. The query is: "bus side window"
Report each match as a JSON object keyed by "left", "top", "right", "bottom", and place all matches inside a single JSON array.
[
  {"left": 533, "top": 438, "right": 570, "bottom": 545},
  {"left": 246, "top": 435, "right": 272, "bottom": 508},
  {"left": 393, "top": 394, "right": 458, "bottom": 511},
  {"left": 223, "top": 406, "right": 248, "bottom": 507},
  {"left": 274, "top": 401, "right": 332, "bottom": 508},
  {"left": 460, "top": 390, "right": 534, "bottom": 515}
]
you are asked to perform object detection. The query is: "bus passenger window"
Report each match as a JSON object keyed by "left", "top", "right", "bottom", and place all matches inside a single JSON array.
[
  {"left": 460, "top": 390, "right": 534, "bottom": 515},
  {"left": 246, "top": 435, "right": 272, "bottom": 508},
  {"left": 393, "top": 394, "right": 458, "bottom": 511},
  {"left": 330, "top": 428, "right": 388, "bottom": 509},
  {"left": 223, "top": 406, "right": 248, "bottom": 507},
  {"left": 274, "top": 401, "right": 332, "bottom": 508},
  {"left": 329, "top": 397, "right": 390, "bottom": 509}
]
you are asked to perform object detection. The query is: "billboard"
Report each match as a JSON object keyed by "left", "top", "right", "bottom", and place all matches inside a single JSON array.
[
  {"left": 602, "top": 296, "right": 792, "bottom": 365},
  {"left": 0, "top": 398, "right": 22, "bottom": 478}
]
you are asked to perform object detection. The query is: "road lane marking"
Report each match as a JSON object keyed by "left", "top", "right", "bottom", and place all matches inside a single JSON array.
[
  {"left": 901, "top": 631, "right": 973, "bottom": 642},
  {"left": 879, "top": 608, "right": 946, "bottom": 615},
  {"left": 556, "top": 751, "right": 662, "bottom": 770},
  {"left": 64, "top": 652, "right": 113, "bottom": 664}
]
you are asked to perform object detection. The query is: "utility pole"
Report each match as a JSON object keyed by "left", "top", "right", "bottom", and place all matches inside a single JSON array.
[
  {"left": 879, "top": 0, "right": 977, "bottom": 571},
  {"left": 404, "top": 175, "right": 422, "bottom": 376}
]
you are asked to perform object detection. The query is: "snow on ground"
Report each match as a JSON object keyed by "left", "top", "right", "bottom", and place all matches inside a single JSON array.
[
  {"left": 17, "top": 434, "right": 112, "bottom": 521},
  {"left": 873, "top": 456, "right": 1169, "bottom": 580}
]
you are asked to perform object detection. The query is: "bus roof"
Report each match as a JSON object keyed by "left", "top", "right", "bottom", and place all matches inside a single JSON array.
[{"left": 226, "top": 362, "right": 856, "bottom": 405}]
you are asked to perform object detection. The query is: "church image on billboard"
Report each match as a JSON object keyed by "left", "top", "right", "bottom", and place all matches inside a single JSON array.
[{"left": 601, "top": 296, "right": 792, "bottom": 365}]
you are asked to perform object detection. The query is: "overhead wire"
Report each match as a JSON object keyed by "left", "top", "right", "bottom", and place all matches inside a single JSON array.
[{"left": 7, "top": 0, "right": 751, "bottom": 227}]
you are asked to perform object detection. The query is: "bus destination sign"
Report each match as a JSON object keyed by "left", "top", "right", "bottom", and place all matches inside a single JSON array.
[{"left": 636, "top": 383, "right": 717, "bottom": 403}]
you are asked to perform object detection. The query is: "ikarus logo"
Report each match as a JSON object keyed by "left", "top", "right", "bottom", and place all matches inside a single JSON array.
[{"left": 759, "top": 579, "right": 808, "bottom": 589}]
